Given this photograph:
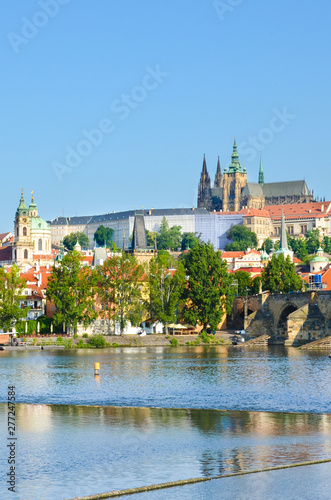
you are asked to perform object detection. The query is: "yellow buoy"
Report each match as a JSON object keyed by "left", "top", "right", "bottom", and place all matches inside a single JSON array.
[{"left": 94, "top": 362, "right": 100, "bottom": 376}]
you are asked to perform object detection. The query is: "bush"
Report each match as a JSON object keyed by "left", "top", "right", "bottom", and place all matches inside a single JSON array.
[
  {"left": 82, "top": 333, "right": 88, "bottom": 338},
  {"left": 73, "top": 334, "right": 78, "bottom": 339},
  {"left": 87, "top": 335, "right": 107, "bottom": 348},
  {"left": 112, "top": 342, "right": 119, "bottom": 347},
  {"left": 200, "top": 330, "right": 210, "bottom": 344},
  {"left": 170, "top": 337, "right": 178, "bottom": 347},
  {"left": 77, "top": 339, "right": 85, "bottom": 349},
  {"left": 56, "top": 337, "right": 65, "bottom": 345}
]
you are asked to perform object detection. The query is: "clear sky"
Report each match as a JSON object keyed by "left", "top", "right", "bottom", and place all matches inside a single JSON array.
[{"left": 1, "top": 0, "right": 330, "bottom": 230}]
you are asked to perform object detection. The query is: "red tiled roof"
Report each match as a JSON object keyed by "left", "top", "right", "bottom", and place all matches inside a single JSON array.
[
  {"left": 265, "top": 202, "right": 331, "bottom": 220},
  {"left": 0, "top": 246, "right": 12, "bottom": 262},
  {"left": 240, "top": 208, "right": 270, "bottom": 217},
  {"left": 222, "top": 249, "right": 261, "bottom": 259}
]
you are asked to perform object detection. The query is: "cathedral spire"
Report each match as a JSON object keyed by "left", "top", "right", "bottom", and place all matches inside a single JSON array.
[
  {"left": 214, "top": 156, "right": 222, "bottom": 188},
  {"left": 16, "top": 189, "right": 28, "bottom": 216},
  {"left": 197, "top": 155, "right": 212, "bottom": 209},
  {"left": 280, "top": 211, "right": 289, "bottom": 251},
  {"left": 258, "top": 154, "right": 264, "bottom": 187},
  {"left": 228, "top": 137, "right": 242, "bottom": 173},
  {"left": 202, "top": 154, "right": 207, "bottom": 174}
]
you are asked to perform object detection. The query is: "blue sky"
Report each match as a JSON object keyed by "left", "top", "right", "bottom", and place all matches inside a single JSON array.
[{"left": 0, "top": 0, "right": 330, "bottom": 230}]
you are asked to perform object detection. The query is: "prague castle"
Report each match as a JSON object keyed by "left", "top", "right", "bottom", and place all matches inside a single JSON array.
[{"left": 197, "top": 139, "right": 314, "bottom": 212}]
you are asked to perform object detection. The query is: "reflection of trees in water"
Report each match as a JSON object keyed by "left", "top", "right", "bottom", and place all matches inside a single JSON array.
[{"left": 199, "top": 442, "right": 331, "bottom": 477}]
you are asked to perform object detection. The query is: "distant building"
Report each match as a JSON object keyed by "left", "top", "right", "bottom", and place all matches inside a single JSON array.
[
  {"left": 49, "top": 208, "right": 244, "bottom": 251},
  {"left": 0, "top": 191, "right": 54, "bottom": 268},
  {"left": 198, "top": 139, "right": 314, "bottom": 212}
]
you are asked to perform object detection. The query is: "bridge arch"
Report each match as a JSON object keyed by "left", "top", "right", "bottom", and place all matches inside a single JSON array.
[{"left": 276, "top": 303, "right": 298, "bottom": 338}]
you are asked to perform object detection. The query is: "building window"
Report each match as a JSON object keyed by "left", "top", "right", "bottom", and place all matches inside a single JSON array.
[
  {"left": 23, "top": 227, "right": 27, "bottom": 236},
  {"left": 24, "top": 249, "right": 28, "bottom": 259},
  {"left": 38, "top": 239, "right": 42, "bottom": 251},
  {"left": 16, "top": 227, "right": 19, "bottom": 237}
]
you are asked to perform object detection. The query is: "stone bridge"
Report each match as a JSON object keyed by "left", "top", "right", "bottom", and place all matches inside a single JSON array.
[{"left": 232, "top": 290, "right": 331, "bottom": 346}]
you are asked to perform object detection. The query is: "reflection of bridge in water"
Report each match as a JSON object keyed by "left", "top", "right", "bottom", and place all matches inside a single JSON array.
[{"left": 231, "top": 290, "right": 331, "bottom": 346}]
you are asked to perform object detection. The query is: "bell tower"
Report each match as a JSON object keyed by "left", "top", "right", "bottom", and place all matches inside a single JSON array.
[
  {"left": 12, "top": 190, "right": 34, "bottom": 265},
  {"left": 222, "top": 138, "right": 247, "bottom": 211}
]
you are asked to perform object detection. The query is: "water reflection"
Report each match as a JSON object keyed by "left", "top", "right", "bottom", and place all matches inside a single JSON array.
[{"left": 1, "top": 404, "right": 330, "bottom": 500}]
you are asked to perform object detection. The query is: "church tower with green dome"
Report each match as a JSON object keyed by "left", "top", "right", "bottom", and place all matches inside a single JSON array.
[
  {"left": 12, "top": 190, "right": 52, "bottom": 266},
  {"left": 13, "top": 190, "right": 34, "bottom": 265},
  {"left": 222, "top": 138, "right": 247, "bottom": 211}
]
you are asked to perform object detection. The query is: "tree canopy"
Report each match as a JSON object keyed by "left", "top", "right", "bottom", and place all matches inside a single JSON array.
[
  {"left": 63, "top": 232, "right": 90, "bottom": 251},
  {"left": 156, "top": 217, "right": 182, "bottom": 251},
  {"left": 46, "top": 251, "right": 98, "bottom": 332},
  {"left": 0, "top": 265, "right": 28, "bottom": 330},
  {"left": 181, "top": 232, "right": 201, "bottom": 251},
  {"left": 261, "top": 253, "right": 302, "bottom": 293},
  {"left": 180, "top": 242, "right": 234, "bottom": 331},
  {"left": 233, "top": 270, "right": 252, "bottom": 296},
  {"left": 94, "top": 225, "right": 114, "bottom": 247},
  {"left": 96, "top": 252, "right": 145, "bottom": 335},
  {"left": 148, "top": 252, "right": 186, "bottom": 333},
  {"left": 225, "top": 225, "right": 258, "bottom": 251}
]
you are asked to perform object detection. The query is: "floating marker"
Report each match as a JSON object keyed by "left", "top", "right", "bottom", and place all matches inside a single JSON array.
[{"left": 94, "top": 362, "right": 100, "bottom": 376}]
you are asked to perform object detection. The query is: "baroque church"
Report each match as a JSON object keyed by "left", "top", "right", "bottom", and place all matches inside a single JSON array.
[
  {"left": 197, "top": 139, "right": 314, "bottom": 212},
  {"left": 12, "top": 190, "right": 52, "bottom": 266}
]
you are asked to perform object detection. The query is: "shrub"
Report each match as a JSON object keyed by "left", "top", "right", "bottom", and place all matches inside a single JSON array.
[
  {"left": 112, "top": 342, "right": 119, "bottom": 347},
  {"left": 56, "top": 337, "right": 65, "bottom": 345},
  {"left": 170, "top": 337, "right": 178, "bottom": 347},
  {"left": 82, "top": 333, "right": 88, "bottom": 338},
  {"left": 200, "top": 330, "right": 210, "bottom": 344},
  {"left": 73, "top": 334, "right": 78, "bottom": 339},
  {"left": 87, "top": 335, "right": 107, "bottom": 348},
  {"left": 77, "top": 339, "right": 85, "bottom": 349}
]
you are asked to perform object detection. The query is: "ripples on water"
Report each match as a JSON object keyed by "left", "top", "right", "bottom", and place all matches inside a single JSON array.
[
  {"left": 1, "top": 346, "right": 331, "bottom": 499},
  {"left": 0, "top": 404, "right": 330, "bottom": 500},
  {"left": 1, "top": 346, "right": 331, "bottom": 413}
]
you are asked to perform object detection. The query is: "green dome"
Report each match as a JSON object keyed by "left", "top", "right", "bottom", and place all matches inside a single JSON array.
[
  {"left": 261, "top": 251, "right": 269, "bottom": 260},
  {"left": 311, "top": 256, "right": 329, "bottom": 263},
  {"left": 311, "top": 247, "right": 329, "bottom": 263},
  {"left": 30, "top": 217, "right": 49, "bottom": 230}
]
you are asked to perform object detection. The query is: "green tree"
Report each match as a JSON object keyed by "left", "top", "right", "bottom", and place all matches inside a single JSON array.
[
  {"left": 322, "top": 236, "right": 331, "bottom": 255},
  {"left": 157, "top": 217, "right": 182, "bottom": 251},
  {"left": 289, "top": 237, "right": 308, "bottom": 262},
  {"left": 46, "top": 251, "right": 98, "bottom": 333},
  {"left": 180, "top": 242, "right": 235, "bottom": 331},
  {"left": 233, "top": 270, "right": 252, "bottom": 296},
  {"left": 274, "top": 240, "right": 280, "bottom": 251},
  {"left": 63, "top": 232, "right": 90, "bottom": 251},
  {"left": 148, "top": 253, "right": 186, "bottom": 334},
  {"left": 262, "top": 237, "right": 273, "bottom": 254},
  {"left": 306, "top": 229, "right": 321, "bottom": 255},
  {"left": 181, "top": 232, "right": 201, "bottom": 251},
  {"left": 0, "top": 265, "right": 28, "bottom": 330},
  {"left": 97, "top": 252, "right": 145, "bottom": 335},
  {"left": 94, "top": 225, "right": 114, "bottom": 247},
  {"left": 261, "top": 254, "right": 302, "bottom": 293},
  {"left": 250, "top": 276, "right": 262, "bottom": 295},
  {"left": 225, "top": 225, "right": 258, "bottom": 251},
  {"left": 146, "top": 230, "right": 156, "bottom": 247}
]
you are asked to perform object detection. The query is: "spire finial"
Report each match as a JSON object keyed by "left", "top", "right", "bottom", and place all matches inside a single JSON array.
[{"left": 258, "top": 153, "right": 264, "bottom": 187}]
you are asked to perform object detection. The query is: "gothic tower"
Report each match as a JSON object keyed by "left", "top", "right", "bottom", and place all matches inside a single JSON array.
[
  {"left": 258, "top": 154, "right": 264, "bottom": 187},
  {"left": 222, "top": 138, "right": 247, "bottom": 211},
  {"left": 214, "top": 156, "right": 223, "bottom": 188},
  {"left": 12, "top": 190, "right": 34, "bottom": 265},
  {"left": 197, "top": 155, "right": 212, "bottom": 209}
]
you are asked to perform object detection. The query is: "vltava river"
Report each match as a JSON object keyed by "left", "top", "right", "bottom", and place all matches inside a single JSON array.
[{"left": 0, "top": 346, "right": 330, "bottom": 499}]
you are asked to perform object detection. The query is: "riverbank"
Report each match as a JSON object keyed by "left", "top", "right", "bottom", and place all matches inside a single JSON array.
[{"left": 1, "top": 331, "right": 237, "bottom": 350}]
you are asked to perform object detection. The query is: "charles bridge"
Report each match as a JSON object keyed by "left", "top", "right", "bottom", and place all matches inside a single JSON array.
[{"left": 231, "top": 290, "right": 331, "bottom": 346}]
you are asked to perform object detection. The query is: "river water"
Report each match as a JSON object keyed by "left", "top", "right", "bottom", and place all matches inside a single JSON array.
[{"left": 0, "top": 346, "right": 330, "bottom": 499}]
